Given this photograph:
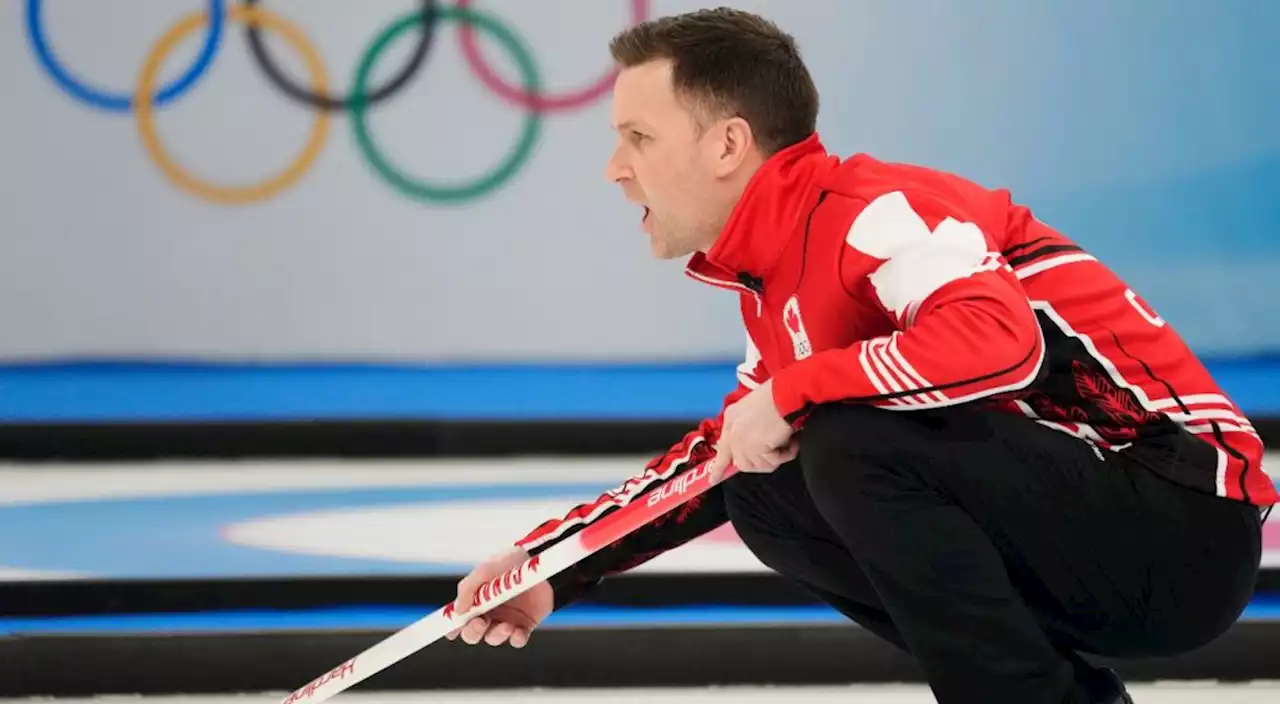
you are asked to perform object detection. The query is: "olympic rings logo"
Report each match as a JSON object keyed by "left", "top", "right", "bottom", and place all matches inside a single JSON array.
[{"left": 22, "top": 0, "right": 649, "bottom": 206}]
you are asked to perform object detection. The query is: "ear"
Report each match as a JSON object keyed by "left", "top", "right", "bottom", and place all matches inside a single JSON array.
[{"left": 714, "top": 116, "right": 755, "bottom": 178}]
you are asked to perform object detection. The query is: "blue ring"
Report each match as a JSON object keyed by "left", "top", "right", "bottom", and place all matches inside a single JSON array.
[
  {"left": 24, "top": 0, "right": 225, "bottom": 112},
  {"left": 0, "top": 482, "right": 616, "bottom": 578}
]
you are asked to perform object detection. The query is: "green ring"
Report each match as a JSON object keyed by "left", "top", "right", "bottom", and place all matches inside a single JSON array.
[{"left": 350, "top": 6, "right": 542, "bottom": 204}]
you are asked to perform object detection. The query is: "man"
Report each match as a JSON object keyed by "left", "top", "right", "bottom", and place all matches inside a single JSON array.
[{"left": 445, "top": 8, "right": 1275, "bottom": 703}]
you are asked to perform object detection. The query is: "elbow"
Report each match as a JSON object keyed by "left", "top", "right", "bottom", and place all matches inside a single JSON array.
[{"left": 986, "top": 298, "right": 1044, "bottom": 389}]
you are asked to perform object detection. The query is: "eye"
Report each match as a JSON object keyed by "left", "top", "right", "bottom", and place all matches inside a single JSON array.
[{"left": 629, "top": 130, "right": 647, "bottom": 146}]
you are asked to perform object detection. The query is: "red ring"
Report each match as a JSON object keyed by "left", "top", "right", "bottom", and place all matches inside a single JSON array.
[{"left": 456, "top": 0, "right": 649, "bottom": 112}]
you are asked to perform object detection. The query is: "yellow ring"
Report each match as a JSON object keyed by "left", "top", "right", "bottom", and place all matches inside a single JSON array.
[{"left": 133, "top": 5, "right": 330, "bottom": 205}]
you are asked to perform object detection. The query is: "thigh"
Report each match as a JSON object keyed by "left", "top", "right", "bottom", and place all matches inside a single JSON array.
[
  {"left": 799, "top": 403, "right": 1258, "bottom": 654},
  {"left": 721, "top": 463, "right": 895, "bottom": 621}
]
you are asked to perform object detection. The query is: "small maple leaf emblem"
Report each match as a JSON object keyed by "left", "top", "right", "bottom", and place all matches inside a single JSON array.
[
  {"left": 785, "top": 307, "right": 801, "bottom": 332},
  {"left": 782, "top": 296, "right": 812, "bottom": 359}
]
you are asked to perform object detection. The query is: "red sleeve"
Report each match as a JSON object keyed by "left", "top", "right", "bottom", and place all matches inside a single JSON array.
[
  {"left": 771, "top": 189, "right": 1044, "bottom": 418},
  {"left": 513, "top": 333, "right": 769, "bottom": 608}
]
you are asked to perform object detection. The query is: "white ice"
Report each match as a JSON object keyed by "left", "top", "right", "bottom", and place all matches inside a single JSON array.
[{"left": 5, "top": 683, "right": 1280, "bottom": 704}]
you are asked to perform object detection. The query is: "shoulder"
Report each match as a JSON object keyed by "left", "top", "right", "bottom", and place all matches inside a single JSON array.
[{"left": 816, "top": 154, "right": 1011, "bottom": 258}]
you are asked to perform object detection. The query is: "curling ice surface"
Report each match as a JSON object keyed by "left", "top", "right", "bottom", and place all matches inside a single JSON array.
[{"left": 6, "top": 684, "right": 1280, "bottom": 703}]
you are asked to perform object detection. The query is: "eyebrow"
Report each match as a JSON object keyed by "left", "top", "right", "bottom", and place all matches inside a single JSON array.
[{"left": 613, "top": 120, "right": 646, "bottom": 132}]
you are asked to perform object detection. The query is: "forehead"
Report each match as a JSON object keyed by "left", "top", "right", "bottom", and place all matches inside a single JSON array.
[{"left": 610, "top": 59, "right": 687, "bottom": 127}]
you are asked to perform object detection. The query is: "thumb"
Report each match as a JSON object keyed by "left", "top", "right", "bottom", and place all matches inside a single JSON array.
[
  {"left": 455, "top": 571, "right": 485, "bottom": 615},
  {"left": 775, "top": 437, "right": 800, "bottom": 463}
]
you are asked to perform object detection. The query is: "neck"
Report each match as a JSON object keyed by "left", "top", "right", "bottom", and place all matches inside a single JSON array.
[
  {"left": 689, "top": 133, "right": 832, "bottom": 276},
  {"left": 697, "top": 159, "right": 767, "bottom": 253}
]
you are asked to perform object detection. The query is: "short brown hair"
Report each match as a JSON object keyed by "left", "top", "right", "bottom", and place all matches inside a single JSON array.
[{"left": 609, "top": 8, "right": 819, "bottom": 156}]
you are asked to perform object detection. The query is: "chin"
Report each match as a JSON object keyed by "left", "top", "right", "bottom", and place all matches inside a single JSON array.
[
  {"left": 647, "top": 237, "right": 685, "bottom": 260},
  {"left": 649, "top": 242, "right": 677, "bottom": 259}
]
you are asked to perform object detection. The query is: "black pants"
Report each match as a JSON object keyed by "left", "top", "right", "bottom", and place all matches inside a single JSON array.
[{"left": 722, "top": 404, "right": 1263, "bottom": 704}]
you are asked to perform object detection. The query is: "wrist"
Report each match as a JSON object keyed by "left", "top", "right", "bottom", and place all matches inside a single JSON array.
[{"left": 769, "top": 365, "right": 809, "bottom": 422}]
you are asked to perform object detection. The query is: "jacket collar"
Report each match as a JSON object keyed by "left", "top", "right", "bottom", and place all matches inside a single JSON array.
[{"left": 685, "top": 133, "right": 835, "bottom": 294}]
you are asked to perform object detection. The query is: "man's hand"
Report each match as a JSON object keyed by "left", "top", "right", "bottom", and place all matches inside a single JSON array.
[
  {"left": 445, "top": 546, "right": 553, "bottom": 648},
  {"left": 708, "top": 379, "right": 797, "bottom": 484}
]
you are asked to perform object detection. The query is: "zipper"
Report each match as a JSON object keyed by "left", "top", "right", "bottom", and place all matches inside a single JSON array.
[
  {"left": 685, "top": 268, "right": 762, "bottom": 315},
  {"left": 736, "top": 273, "right": 764, "bottom": 316},
  {"left": 738, "top": 273, "right": 792, "bottom": 363}
]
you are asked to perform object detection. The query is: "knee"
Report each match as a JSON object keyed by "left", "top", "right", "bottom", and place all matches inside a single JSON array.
[
  {"left": 1130, "top": 584, "right": 1255, "bottom": 658},
  {"left": 721, "top": 475, "right": 795, "bottom": 569},
  {"left": 1109, "top": 611, "right": 1243, "bottom": 659},
  {"left": 721, "top": 469, "right": 788, "bottom": 541}
]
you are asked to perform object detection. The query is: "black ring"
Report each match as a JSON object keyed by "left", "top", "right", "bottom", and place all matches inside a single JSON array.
[{"left": 242, "top": 0, "right": 440, "bottom": 111}]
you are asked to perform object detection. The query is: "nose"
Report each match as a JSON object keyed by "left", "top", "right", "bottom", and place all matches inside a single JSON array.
[{"left": 604, "top": 143, "right": 632, "bottom": 183}]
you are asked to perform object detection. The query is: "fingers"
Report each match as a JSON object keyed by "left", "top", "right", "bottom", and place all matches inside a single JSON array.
[
  {"left": 454, "top": 572, "right": 482, "bottom": 616},
  {"left": 761, "top": 439, "right": 799, "bottom": 467},
  {"left": 447, "top": 562, "right": 490, "bottom": 640},
  {"left": 724, "top": 435, "right": 766, "bottom": 472},
  {"left": 707, "top": 446, "right": 732, "bottom": 484},
  {"left": 445, "top": 575, "right": 479, "bottom": 640},
  {"left": 710, "top": 439, "right": 771, "bottom": 478},
  {"left": 733, "top": 438, "right": 797, "bottom": 474},
  {"left": 484, "top": 620, "right": 515, "bottom": 646},
  {"left": 445, "top": 616, "right": 530, "bottom": 648},
  {"left": 782, "top": 437, "right": 801, "bottom": 462},
  {"left": 448, "top": 548, "right": 539, "bottom": 648},
  {"left": 449, "top": 615, "right": 487, "bottom": 645}
]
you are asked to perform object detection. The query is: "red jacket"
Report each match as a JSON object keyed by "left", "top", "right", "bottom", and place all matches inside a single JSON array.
[{"left": 517, "top": 134, "right": 1277, "bottom": 605}]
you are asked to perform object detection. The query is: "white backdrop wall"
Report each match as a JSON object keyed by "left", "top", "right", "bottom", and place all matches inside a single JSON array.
[{"left": 3, "top": 0, "right": 1278, "bottom": 363}]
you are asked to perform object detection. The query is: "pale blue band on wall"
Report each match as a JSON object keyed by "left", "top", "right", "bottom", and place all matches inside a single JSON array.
[{"left": 0, "top": 359, "right": 1277, "bottom": 422}]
